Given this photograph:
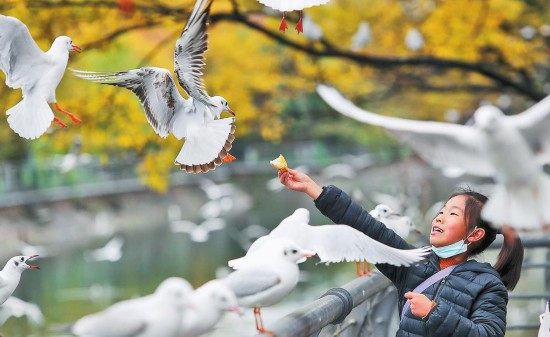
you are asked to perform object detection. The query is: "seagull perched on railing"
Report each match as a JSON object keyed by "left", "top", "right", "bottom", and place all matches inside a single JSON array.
[
  {"left": 73, "top": 0, "right": 235, "bottom": 173},
  {"left": 224, "top": 238, "right": 315, "bottom": 336},
  {"left": 0, "top": 15, "right": 81, "bottom": 139},
  {"left": 70, "top": 277, "right": 192, "bottom": 337},
  {"left": 370, "top": 204, "right": 419, "bottom": 239},
  {"left": 0, "top": 255, "right": 40, "bottom": 305},
  {"left": 317, "top": 84, "right": 550, "bottom": 233}
]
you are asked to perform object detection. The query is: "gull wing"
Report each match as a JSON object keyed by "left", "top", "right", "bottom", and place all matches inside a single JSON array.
[
  {"left": 317, "top": 84, "right": 495, "bottom": 177},
  {"left": 224, "top": 269, "right": 281, "bottom": 298},
  {"left": 506, "top": 94, "right": 550, "bottom": 165},
  {"left": 271, "top": 222, "right": 431, "bottom": 266},
  {"left": 72, "top": 67, "right": 185, "bottom": 138},
  {"left": 0, "top": 15, "right": 51, "bottom": 90},
  {"left": 71, "top": 309, "right": 147, "bottom": 337},
  {"left": 174, "top": 0, "right": 214, "bottom": 107}
]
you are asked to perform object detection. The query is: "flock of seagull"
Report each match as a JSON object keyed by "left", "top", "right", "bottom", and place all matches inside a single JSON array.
[
  {"left": 2, "top": 0, "right": 550, "bottom": 335},
  {"left": 0, "top": 204, "right": 426, "bottom": 337}
]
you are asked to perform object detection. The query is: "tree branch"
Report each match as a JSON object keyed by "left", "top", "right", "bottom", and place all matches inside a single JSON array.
[{"left": 11, "top": 0, "right": 547, "bottom": 101}]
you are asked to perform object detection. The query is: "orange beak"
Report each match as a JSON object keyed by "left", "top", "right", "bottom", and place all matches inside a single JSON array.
[
  {"left": 227, "top": 108, "right": 235, "bottom": 116},
  {"left": 72, "top": 45, "right": 82, "bottom": 53}
]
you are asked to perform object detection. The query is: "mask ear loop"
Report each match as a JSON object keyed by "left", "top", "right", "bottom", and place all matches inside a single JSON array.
[{"left": 464, "top": 226, "right": 479, "bottom": 245}]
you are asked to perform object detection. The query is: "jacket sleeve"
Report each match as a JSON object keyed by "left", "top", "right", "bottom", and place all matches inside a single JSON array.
[
  {"left": 424, "top": 277, "right": 508, "bottom": 337},
  {"left": 313, "top": 184, "right": 416, "bottom": 283}
]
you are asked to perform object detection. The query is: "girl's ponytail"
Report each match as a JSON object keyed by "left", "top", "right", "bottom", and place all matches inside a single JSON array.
[{"left": 493, "top": 229, "right": 524, "bottom": 291}]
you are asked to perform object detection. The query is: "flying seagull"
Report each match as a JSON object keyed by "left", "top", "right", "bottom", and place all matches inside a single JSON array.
[
  {"left": 0, "top": 15, "right": 81, "bottom": 139},
  {"left": 317, "top": 84, "right": 550, "bottom": 232},
  {"left": 73, "top": 0, "right": 235, "bottom": 173},
  {"left": 229, "top": 208, "right": 431, "bottom": 276},
  {"left": 257, "top": 0, "right": 331, "bottom": 33}
]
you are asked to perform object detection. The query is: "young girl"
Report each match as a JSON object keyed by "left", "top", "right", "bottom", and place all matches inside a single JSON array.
[{"left": 279, "top": 168, "right": 524, "bottom": 337}]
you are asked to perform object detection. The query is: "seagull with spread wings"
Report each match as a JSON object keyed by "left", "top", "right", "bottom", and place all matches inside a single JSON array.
[
  {"left": 317, "top": 84, "right": 550, "bottom": 232},
  {"left": 73, "top": 0, "right": 235, "bottom": 173},
  {"left": 229, "top": 208, "right": 431, "bottom": 276},
  {"left": 0, "top": 15, "right": 81, "bottom": 139}
]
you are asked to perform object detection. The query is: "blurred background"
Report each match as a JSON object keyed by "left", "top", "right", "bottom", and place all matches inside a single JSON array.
[{"left": 0, "top": 0, "right": 549, "bottom": 336}]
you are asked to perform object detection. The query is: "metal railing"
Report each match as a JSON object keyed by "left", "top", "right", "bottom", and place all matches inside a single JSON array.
[
  {"left": 252, "top": 272, "right": 398, "bottom": 337},
  {"left": 255, "top": 237, "right": 550, "bottom": 337}
]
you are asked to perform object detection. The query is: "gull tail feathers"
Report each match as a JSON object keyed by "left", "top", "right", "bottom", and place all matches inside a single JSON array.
[
  {"left": 6, "top": 96, "right": 54, "bottom": 139},
  {"left": 175, "top": 117, "right": 236, "bottom": 174},
  {"left": 482, "top": 176, "right": 550, "bottom": 230}
]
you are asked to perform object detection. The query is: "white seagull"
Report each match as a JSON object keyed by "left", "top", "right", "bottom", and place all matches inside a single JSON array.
[
  {"left": 0, "top": 296, "right": 45, "bottom": 326},
  {"left": 0, "top": 15, "right": 81, "bottom": 139},
  {"left": 351, "top": 21, "right": 372, "bottom": 51},
  {"left": 170, "top": 218, "right": 226, "bottom": 243},
  {"left": 229, "top": 208, "right": 430, "bottom": 276},
  {"left": 256, "top": 0, "right": 331, "bottom": 33},
  {"left": 84, "top": 236, "right": 124, "bottom": 262},
  {"left": 72, "top": 0, "right": 235, "bottom": 174},
  {"left": 540, "top": 300, "right": 550, "bottom": 337},
  {"left": 181, "top": 279, "right": 241, "bottom": 337},
  {"left": 224, "top": 237, "right": 315, "bottom": 336},
  {"left": 71, "top": 277, "right": 193, "bottom": 337},
  {"left": 317, "top": 84, "right": 550, "bottom": 232},
  {"left": 370, "top": 204, "right": 419, "bottom": 239},
  {"left": 0, "top": 255, "right": 40, "bottom": 305}
]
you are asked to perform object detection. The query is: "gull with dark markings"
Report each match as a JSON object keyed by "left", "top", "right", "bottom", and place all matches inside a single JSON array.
[
  {"left": 73, "top": 0, "right": 235, "bottom": 173},
  {"left": 0, "top": 15, "right": 81, "bottom": 139},
  {"left": 0, "top": 255, "right": 40, "bottom": 305}
]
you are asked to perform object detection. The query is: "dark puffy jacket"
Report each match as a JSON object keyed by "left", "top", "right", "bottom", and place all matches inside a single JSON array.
[{"left": 314, "top": 185, "right": 508, "bottom": 337}]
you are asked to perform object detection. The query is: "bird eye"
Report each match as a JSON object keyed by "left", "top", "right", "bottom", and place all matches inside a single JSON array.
[
  {"left": 284, "top": 251, "right": 287, "bottom": 256},
  {"left": 14, "top": 261, "right": 19, "bottom": 267},
  {"left": 292, "top": 249, "right": 298, "bottom": 254},
  {"left": 20, "top": 257, "right": 24, "bottom": 262}
]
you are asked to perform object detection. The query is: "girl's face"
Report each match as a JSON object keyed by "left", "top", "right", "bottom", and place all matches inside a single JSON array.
[{"left": 430, "top": 195, "right": 469, "bottom": 247}]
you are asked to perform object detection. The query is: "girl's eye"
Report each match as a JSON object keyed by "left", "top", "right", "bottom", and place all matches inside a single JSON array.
[{"left": 451, "top": 212, "right": 458, "bottom": 216}]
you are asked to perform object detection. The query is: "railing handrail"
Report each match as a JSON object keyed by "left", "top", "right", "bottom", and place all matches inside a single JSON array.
[{"left": 252, "top": 272, "right": 393, "bottom": 337}]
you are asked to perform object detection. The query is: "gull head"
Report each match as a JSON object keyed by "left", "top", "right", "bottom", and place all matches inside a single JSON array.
[
  {"left": 276, "top": 239, "right": 315, "bottom": 264},
  {"left": 211, "top": 96, "right": 234, "bottom": 116},
  {"left": 53, "top": 36, "right": 81, "bottom": 53},
  {"left": 473, "top": 105, "right": 504, "bottom": 132},
  {"left": 196, "top": 280, "right": 241, "bottom": 314},
  {"left": 154, "top": 277, "right": 193, "bottom": 308},
  {"left": 370, "top": 204, "right": 395, "bottom": 220},
  {"left": 6, "top": 255, "right": 40, "bottom": 272}
]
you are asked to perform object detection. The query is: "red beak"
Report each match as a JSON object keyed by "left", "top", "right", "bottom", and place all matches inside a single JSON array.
[
  {"left": 26, "top": 255, "right": 40, "bottom": 269},
  {"left": 72, "top": 45, "right": 82, "bottom": 53}
]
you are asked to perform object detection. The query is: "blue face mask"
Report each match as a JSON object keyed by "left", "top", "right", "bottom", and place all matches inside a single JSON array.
[{"left": 431, "top": 227, "right": 478, "bottom": 259}]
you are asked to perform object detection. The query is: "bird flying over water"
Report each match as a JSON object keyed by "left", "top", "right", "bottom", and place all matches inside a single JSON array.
[
  {"left": 73, "top": 0, "right": 235, "bottom": 173},
  {"left": 0, "top": 15, "right": 81, "bottom": 139},
  {"left": 317, "top": 84, "right": 550, "bottom": 232}
]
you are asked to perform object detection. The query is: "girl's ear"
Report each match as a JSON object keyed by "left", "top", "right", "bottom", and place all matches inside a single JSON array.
[{"left": 467, "top": 228, "right": 486, "bottom": 243}]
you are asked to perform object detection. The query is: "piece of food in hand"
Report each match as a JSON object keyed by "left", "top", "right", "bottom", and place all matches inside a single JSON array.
[{"left": 270, "top": 154, "right": 288, "bottom": 171}]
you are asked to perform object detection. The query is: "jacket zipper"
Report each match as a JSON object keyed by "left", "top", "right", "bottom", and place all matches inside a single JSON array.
[{"left": 432, "top": 276, "right": 447, "bottom": 301}]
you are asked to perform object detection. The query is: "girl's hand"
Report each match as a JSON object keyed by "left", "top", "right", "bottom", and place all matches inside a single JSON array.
[
  {"left": 404, "top": 292, "right": 436, "bottom": 319},
  {"left": 279, "top": 168, "right": 323, "bottom": 200}
]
